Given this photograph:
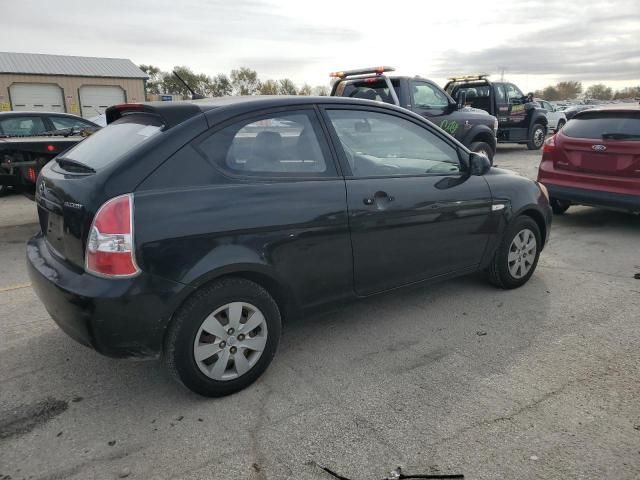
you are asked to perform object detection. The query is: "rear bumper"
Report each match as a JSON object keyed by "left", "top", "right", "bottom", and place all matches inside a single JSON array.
[
  {"left": 546, "top": 184, "right": 640, "bottom": 212},
  {"left": 27, "top": 233, "right": 194, "bottom": 358}
]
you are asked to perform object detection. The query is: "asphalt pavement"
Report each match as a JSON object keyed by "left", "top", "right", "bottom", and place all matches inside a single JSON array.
[{"left": 1, "top": 145, "right": 639, "bottom": 480}]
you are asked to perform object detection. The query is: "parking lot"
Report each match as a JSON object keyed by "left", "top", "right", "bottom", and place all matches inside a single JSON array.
[{"left": 1, "top": 145, "right": 639, "bottom": 480}]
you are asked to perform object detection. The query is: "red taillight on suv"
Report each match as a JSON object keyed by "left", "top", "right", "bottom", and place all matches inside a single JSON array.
[
  {"left": 543, "top": 134, "right": 555, "bottom": 153},
  {"left": 85, "top": 194, "right": 140, "bottom": 278}
]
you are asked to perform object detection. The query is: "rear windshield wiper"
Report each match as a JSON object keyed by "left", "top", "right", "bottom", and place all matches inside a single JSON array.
[
  {"left": 55, "top": 158, "right": 96, "bottom": 173},
  {"left": 602, "top": 133, "right": 640, "bottom": 140}
]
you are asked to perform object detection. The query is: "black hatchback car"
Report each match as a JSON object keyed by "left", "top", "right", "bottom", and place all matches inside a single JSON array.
[{"left": 28, "top": 96, "right": 551, "bottom": 396}]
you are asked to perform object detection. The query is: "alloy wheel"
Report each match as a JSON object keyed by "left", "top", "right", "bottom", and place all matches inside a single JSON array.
[
  {"left": 508, "top": 228, "right": 537, "bottom": 279},
  {"left": 193, "top": 302, "right": 268, "bottom": 381}
]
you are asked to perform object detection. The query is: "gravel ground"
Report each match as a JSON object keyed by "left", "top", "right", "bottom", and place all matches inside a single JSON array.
[{"left": 1, "top": 145, "right": 639, "bottom": 480}]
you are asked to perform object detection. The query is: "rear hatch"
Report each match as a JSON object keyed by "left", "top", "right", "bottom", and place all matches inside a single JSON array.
[
  {"left": 36, "top": 113, "right": 164, "bottom": 269},
  {"left": 556, "top": 110, "right": 640, "bottom": 177}
]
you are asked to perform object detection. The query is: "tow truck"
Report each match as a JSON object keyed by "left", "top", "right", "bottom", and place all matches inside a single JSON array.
[
  {"left": 330, "top": 66, "right": 498, "bottom": 161},
  {"left": 444, "top": 74, "right": 549, "bottom": 150}
]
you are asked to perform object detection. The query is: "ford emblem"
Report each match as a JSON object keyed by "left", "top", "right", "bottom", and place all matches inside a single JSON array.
[{"left": 592, "top": 144, "right": 607, "bottom": 152}]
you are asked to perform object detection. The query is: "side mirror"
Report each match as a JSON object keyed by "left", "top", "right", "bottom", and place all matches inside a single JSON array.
[
  {"left": 457, "top": 91, "right": 467, "bottom": 110},
  {"left": 469, "top": 152, "right": 491, "bottom": 176}
]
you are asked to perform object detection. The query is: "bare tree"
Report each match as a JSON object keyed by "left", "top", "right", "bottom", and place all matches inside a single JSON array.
[
  {"left": 298, "top": 83, "right": 313, "bottom": 96},
  {"left": 278, "top": 79, "right": 298, "bottom": 95},
  {"left": 231, "top": 68, "right": 260, "bottom": 95},
  {"left": 312, "top": 85, "right": 329, "bottom": 96},
  {"left": 258, "top": 79, "right": 279, "bottom": 95},
  {"left": 585, "top": 84, "right": 613, "bottom": 100}
]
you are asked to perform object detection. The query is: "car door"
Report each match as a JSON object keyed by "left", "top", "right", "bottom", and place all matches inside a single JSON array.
[
  {"left": 187, "top": 107, "right": 354, "bottom": 310},
  {"left": 409, "top": 80, "right": 461, "bottom": 136},
  {"left": 321, "top": 106, "right": 493, "bottom": 296}
]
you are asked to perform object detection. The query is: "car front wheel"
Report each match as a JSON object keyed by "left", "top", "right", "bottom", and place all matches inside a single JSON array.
[
  {"left": 164, "top": 277, "right": 281, "bottom": 397},
  {"left": 488, "top": 216, "right": 542, "bottom": 289}
]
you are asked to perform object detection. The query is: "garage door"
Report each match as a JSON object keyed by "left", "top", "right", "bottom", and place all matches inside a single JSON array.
[
  {"left": 10, "top": 84, "right": 64, "bottom": 112},
  {"left": 79, "top": 86, "right": 125, "bottom": 118}
]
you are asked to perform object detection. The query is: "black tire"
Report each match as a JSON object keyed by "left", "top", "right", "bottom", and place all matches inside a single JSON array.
[
  {"left": 469, "top": 141, "right": 495, "bottom": 165},
  {"left": 164, "top": 277, "right": 281, "bottom": 397},
  {"left": 527, "top": 124, "right": 546, "bottom": 150},
  {"left": 550, "top": 198, "right": 571, "bottom": 215},
  {"left": 556, "top": 120, "right": 566, "bottom": 131},
  {"left": 487, "top": 215, "right": 542, "bottom": 289},
  {"left": 0, "top": 168, "right": 11, "bottom": 197}
]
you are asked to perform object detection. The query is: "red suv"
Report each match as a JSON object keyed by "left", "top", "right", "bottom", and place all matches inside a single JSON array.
[{"left": 537, "top": 108, "right": 640, "bottom": 214}]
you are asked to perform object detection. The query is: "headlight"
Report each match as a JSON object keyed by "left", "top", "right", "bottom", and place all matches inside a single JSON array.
[{"left": 537, "top": 182, "right": 549, "bottom": 201}]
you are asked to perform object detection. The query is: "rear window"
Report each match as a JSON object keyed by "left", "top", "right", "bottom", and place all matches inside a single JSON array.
[
  {"left": 336, "top": 79, "right": 400, "bottom": 104},
  {"left": 60, "top": 114, "right": 163, "bottom": 169},
  {"left": 563, "top": 112, "right": 640, "bottom": 140}
]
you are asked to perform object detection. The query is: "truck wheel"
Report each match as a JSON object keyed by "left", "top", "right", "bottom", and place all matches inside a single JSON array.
[
  {"left": 164, "top": 277, "right": 281, "bottom": 397},
  {"left": 550, "top": 198, "right": 570, "bottom": 214},
  {"left": 527, "top": 124, "right": 546, "bottom": 150},
  {"left": 470, "top": 142, "right": 495, "bottom": 165}
]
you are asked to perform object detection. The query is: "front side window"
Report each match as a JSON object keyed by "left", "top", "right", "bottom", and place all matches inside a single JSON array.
[
  {"left": 506, "top": 84, "right": 524, "bottom": 103},
  {"left": 199, "top": 111, "right": 331, "bottom": 176},
  {"left": 326, "top": 109, "right": 461, "bottom": 177},
  {"left": 0, "top": 116, "right": 46, "bottom": 136},
  {"left": 411, "top": 82, "right": 449, "bottom": 109}
]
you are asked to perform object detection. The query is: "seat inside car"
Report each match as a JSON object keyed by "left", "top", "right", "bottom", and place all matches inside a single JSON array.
[{"left": 245, "top": 131, "right": 284, "bottom": 171}]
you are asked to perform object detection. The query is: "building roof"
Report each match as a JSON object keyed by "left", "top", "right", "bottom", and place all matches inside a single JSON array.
[{"left": 0, "top": 52, "right": 148, "bottom": 79}]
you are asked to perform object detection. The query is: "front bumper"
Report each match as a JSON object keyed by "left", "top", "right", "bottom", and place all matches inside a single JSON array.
[
  {"left": 547, "top": 184, "right": 640, "bottom": 212},
  {"left": 27, "top": 233, "right": 194, "bottom": 358}
]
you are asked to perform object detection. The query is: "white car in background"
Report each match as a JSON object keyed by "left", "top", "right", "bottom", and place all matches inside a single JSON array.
[{"left": 534, "top": 98, "right": 567, "bottom": 131}]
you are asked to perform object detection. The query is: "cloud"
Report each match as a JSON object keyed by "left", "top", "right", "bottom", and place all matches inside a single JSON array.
[{"left": 431, "top": 8, "right": 640, "bottom": 82}]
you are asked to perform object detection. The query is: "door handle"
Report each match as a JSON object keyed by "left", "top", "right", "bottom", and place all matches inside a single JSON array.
[{"left": 363, "top": 192, "right": 395, "bottom": 206}]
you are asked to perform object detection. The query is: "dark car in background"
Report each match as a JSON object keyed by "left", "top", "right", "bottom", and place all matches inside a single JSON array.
[
  {"left": 563, "top": 104, "right": 596, "bottom": 121},
  {"left": 28, "top": 97, "right": 551, "bottom": 397},
  {"left": 538, "top": 108, "right": 640, "bottom": 214},
  {"left": 0, "top": 111, "right": 99, "bottom": 196}
]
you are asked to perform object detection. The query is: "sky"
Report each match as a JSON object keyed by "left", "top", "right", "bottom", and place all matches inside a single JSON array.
[{"left": 2, "top": 0, "right": 639, "bottom": 93}]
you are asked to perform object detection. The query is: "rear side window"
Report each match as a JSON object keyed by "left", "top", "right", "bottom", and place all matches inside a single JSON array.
[
  {"left": 0, "top": 116, "right": 46, "bottom": 136},
  {"left": 563, "top": 112, "right": 640, "bottom": 140},
  {"left": 337, "top": 79, "right": 400, "bottom": 104},
  {"left": 61, "top": 114, "right": 163, "bottom": 169},
  {"left": 198, "top": 111, "right": 334, "bottom": 177}
]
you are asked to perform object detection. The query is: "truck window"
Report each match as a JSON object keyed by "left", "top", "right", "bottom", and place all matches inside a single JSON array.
[
  {"left": 494, "top": 84, "right": 507, "bottom": 104},
  {"left": 411, "top": 82, "right": 449, "bottom": 109},
  {"left": 338, "top": 79, "right": 400, "bottom": 104},
  {"left": 506, "top": 84, "right": 524, "bottom": 103}
]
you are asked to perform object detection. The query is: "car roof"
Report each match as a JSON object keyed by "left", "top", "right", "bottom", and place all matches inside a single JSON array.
[
  {"left": 0, "top": 111, "right": 86, "bottom": 117},
  {"left": 109, "top": 95, "right": 419, "bottom": 128},
  {"left": 573, "top": 106, "right": 640, "bottom": 118},
  {"left": 147, "top": 95, "right": 399, "bottom": 112}
]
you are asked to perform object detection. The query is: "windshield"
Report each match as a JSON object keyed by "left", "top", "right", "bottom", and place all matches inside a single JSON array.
[
  {"left": 60, "top": 114, "right": 163, "bottom": 169},
  {"left": 563, "top": 112, "right": 640, "bottom": 140}
]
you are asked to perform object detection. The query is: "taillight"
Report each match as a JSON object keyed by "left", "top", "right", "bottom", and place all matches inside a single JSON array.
[
  {"left": 26, "top": 167, "right": 37, "bottom": 183},
  {"left": 85, "top": 193, "right": 140, "bottom": 278},
  {"left": 543, "top": 135, "right": 556, "bottom": 153}
]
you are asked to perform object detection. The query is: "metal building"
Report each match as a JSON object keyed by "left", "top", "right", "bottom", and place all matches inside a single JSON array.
[{"left": 0, "top": 52, "right": 147, "bottom": 118}]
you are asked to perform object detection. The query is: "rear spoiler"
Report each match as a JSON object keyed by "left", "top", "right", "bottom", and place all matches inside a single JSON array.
[
  {"left": 329, "top": 66, "right": 400, "bottom": 106},
  {"left": 105, "top": 103, "right": 202, "bottom": 128}
]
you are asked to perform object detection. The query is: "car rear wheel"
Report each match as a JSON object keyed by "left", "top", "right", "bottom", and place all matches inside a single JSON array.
[
  {"left": 470, "top": 141, "right": 495, "bottom": 165},
  {"left": 527, "top": 124, "right": 546, "bottom": 150},
  {"left": 488, "top": 216, "right": 541, "bottom": 289},
  {"left": 556, "top": 119, "right": 566, "bottom": 131},
  {"left": 164, "top": 277, "right": 281, "bottom": 397},
  {"left": 550, "top": 198, "right": 571, "bottom": 214}
]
